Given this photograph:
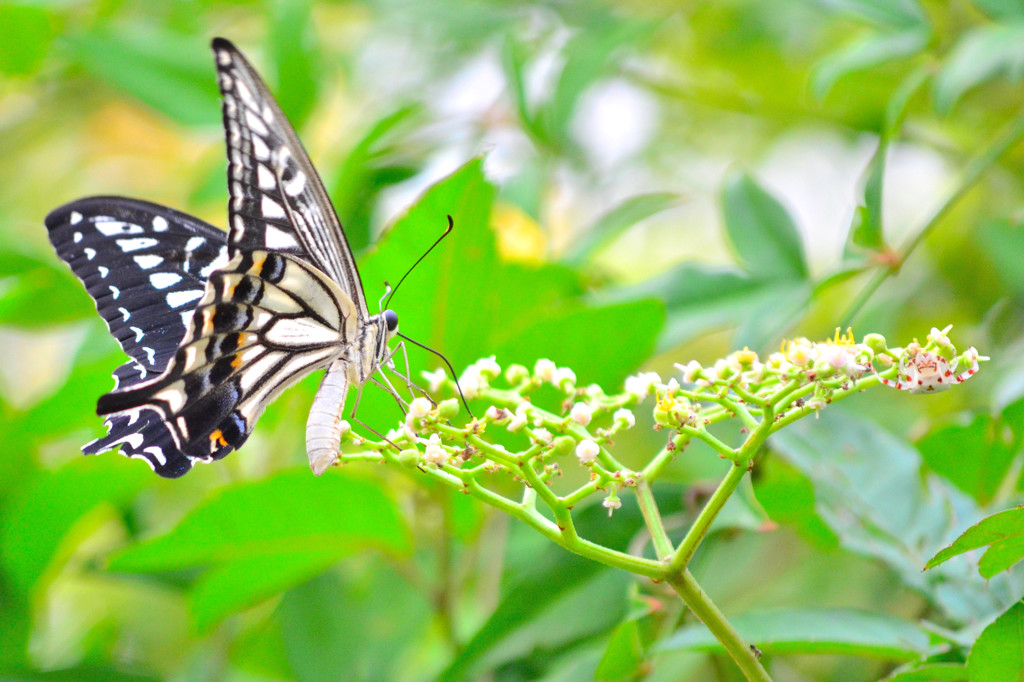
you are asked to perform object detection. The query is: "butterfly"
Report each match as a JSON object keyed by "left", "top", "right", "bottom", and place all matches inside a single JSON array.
[{"left": 45, "top": 38, "right": 399, "bottom": 478}]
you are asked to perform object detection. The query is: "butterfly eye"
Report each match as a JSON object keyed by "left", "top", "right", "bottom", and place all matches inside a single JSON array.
[{"left": 384, "top": 309, "right": 399, "bottom": 333}]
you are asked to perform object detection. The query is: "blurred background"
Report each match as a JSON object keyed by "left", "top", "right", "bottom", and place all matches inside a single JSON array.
[{"left": 2, "top": 1, "right": 1024, "bottom": 680}]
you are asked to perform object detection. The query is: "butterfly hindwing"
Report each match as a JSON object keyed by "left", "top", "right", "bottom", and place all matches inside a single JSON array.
[
  {"left": 45, "top": 196, "right": 231, "bottom": 476},
  {"left": 211, "top": 38, "right": 369, "bottom": 317},
  {"left": 96, "top": 250, "right": 359, "bottom": 460}
]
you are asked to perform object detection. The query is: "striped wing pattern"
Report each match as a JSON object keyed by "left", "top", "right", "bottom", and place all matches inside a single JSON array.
[
  {"left": 45, "top": 197, "right": 229, "bottom": 476},
  {"left": 97, "top": 250, "right": 357, "bottom": 460}
]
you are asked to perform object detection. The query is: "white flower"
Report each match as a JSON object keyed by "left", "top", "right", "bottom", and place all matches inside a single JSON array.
[
  {"left": 409, "top": 397, "right": 432, "bottom": 419},
  {"left": 532, "top": 428, "right": 552, "bottom": 444},
  {"left": 422, "top": 368, "right": 447, "bottom": 394},
  {"left": 485, "top": 405, "right": 510, "bottom": 424},
  {"left": 576, "top": 439, "right": 599, "bottom": 463},
  {"left": 508, "top": 414, "right": 527, "bottom": 432},
  {"left": 424, "top": 434, "right": 447, "bottom": 465},
  {"left": 613, "top": 408, "right": 635, "bottom": 429},
  {"left": 818, "top": 345, "right": 866, "bottom": 377},
  {"left": 929, "top": 325, "right": 953, "bottom": 348},
  {"left": 624, "top": 371, "right": 661, "bottom": 398},
  {"left": 534, "top": 358, "right": 557, "bottom": 382},
  {"left": 476, "top": 356, "right": 501, "bottom": 380},
  {"left": 458, "top": 370, "right": 482, "bottom": 400},
  {"left": 570, "top": 402, "right": 593, "bottom": 426},
  {"left": 602, "top": 495, "right": 621, "bottom": 515},
  {"left": 553, "top": 367, "right": 577, "bottom": 390},
  {"left": 676, "top": 360, "right": 702, "bottom": 383}
]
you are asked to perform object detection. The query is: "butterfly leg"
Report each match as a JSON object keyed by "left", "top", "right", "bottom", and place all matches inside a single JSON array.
[{"left": 383, "top": 339, "right": 435, "bottom": 404}]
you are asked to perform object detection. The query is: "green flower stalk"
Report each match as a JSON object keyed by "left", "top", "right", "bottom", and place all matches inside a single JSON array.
[{"left": 334, "top": 326, "right": 984, "bottom": 682}]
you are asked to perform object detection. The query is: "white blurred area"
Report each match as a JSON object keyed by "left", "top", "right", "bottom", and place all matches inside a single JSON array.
[{"left": 349, "top": 19, "right": 956, "bottom": 285}]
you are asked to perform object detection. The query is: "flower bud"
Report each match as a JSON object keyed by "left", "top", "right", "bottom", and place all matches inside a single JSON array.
[
  {"left": 505, "top": 364, "right": 529, "bottom": 384},
  {"left": 409, "top": 397, "right": 432, "bottom": 419},
  {"left": 437, "top": 398, "right": 460, "bottom": 419},
  {"left": 570, "top": 402, "right": 593, "bottom": 426},
  {"left": 553, "top": 367, "right": 577, "bottom": 391},
  {"left": 613, "top": 408, "right": 636, "bottom": 429},
  {"left": 552, "top": 435, "right": 575, "bottom": 455},
  {"left": 424, "top": 434, "right": 447, "bottom": 466},
  {"left": 576, "top": 439, "right": 600, "bottom": 463},
  {"left": 397, "top": 448, "right": 420, "bottom": 468},
  {"left": 476, "top": 356, "right": 501, "bottom": 380},
  {"left": 534, "top": 358, "right": 557, "bottom": 382}
]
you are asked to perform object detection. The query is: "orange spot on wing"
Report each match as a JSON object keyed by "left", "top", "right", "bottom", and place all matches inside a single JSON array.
[{"left": 210, "top": 429, "right": 228, "bottom": 447}]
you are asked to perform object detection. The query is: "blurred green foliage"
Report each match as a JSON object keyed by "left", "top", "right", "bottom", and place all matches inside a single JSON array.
[{"left": 1, "top": 0, "right": 1024, "bottom": 680}]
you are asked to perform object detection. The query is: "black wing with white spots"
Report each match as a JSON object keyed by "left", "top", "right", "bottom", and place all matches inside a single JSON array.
[
  {"left": 45, "top": 196, "right": 230, "bottom": 476},
  {"left": 211, "top": 37, "right": 369, "bottom": 317}
]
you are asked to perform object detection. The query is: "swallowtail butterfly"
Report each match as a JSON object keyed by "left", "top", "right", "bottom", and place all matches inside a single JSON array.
[{"left": 45, "top": 38, "right": 399, "bottom": 477}]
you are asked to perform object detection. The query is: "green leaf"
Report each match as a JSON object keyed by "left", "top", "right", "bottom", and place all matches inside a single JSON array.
[
  {"left": 978, "top": 220, "right": 1024, "bottom": 295},
  {"left": 0, "top": 263, "right": 96, "bottom": 327},
  {"left": 595, "top": 620, "right": 644, "bottom": 681},
  {"left": 883, "top": 663, "right": 968, "bottom": 681},
  {"left": 812, "top": 29, "right": 929, "bottom": 99},
  {"left": 358, "top": 159, "right": 497, "bottom": 372},
  {"left": 771, "top": 408, "right": 998, "bottom": 621},
  {"left": 924, "top": 507, "right": 1024, "bottom": 577},
  {"left": 1, "top": 667, "right": 160, "bottom": 682},
  {"left": 332, "top": 105, "right": 424, "bottom": 252},
  {"left": 190, "top": 550, "right": 341, "bottom": 633},
  {"left": 268, "top": 1, "right": 320, "bottom": 130},
  {"left": 972, "top": 0, "right": 1024, "bottom": 21},
  {"left": 562, "top": 192, "right": 679, "bottom": 267},
  {"left": 967, "top": 600, "right": 1024, "bottom": 681},
  {"left": 278, "top": 566, "right": 432, "bottom": 682},
  {"left": 0, "top": 4, "right": 56, "bottom": 76},
  {"left": 109, "top": 469, "right": 410, "bottom": 572},
  {"left": 934, "top": 24, "right": 1024, "bottom": 115},
  {"left": 64, "top": 28, "right": 219, "bottom": 127},
  {"left": 721, "top": 171, "right": 808, "bottom": 281},
  {"left": 543, "top": 18, "right": 656, "bottom": 152},
  {"left": 659, "top": 608, "right": 930, "bottom": 659},
  {"left": 598, "top": 263, "right": 801, "bottom": 350},
  {"left": 917, "top": 415, "right": 1016, "bottom": 505},
  {"left": 0, "top": 458, "right": 150, "bottom": 595},
  {"left": 499, "top": 298, "right": 664, "bottom": 388},
  {"left": 846, "top": 140, "right": 888, "bottom": 254},
  {"left": 755, "top": 458, "right": 839, "bottom": 549},
  {"left": 442, "top": 569, "right": 630, "bottom": 681},
  {"left": 816, "top": 0, "right": 928, "bottom": 29}
]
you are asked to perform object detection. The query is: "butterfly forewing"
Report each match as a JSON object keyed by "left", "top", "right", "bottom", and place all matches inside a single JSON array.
[{"left": 211, "top": 38, "right": 369, "bottom": 317}]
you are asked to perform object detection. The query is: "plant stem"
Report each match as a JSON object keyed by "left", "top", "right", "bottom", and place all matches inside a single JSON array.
[
  {"left": 842, "top": 109, "right": 1024, "bottom": 325},
  {"left": 667, "top": 461, "right": 747, "bottom": 574},
  {"left": 665, "top": 570, "right": 772, "bottom": 682},
  {"left": 635, "top": 479, "right": 674, "bottom": 560}
]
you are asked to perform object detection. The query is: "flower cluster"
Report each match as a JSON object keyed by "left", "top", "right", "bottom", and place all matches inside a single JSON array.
[{"left": 337, "top": 326, "right": 982, "bottom": 518}]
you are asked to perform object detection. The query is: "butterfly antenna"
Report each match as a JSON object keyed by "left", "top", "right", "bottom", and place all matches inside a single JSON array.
[
  {"left": 397, "top": 332, "right": 473, "bottom": 418},
  {"left": 384, "top": 214, "right": 453, "bottom": 310}
]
